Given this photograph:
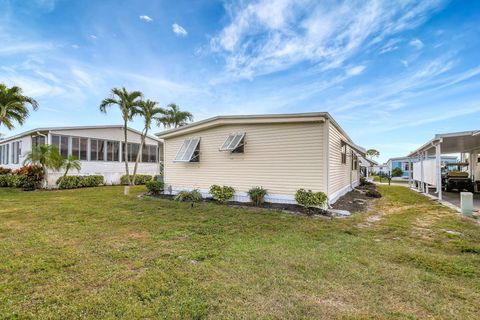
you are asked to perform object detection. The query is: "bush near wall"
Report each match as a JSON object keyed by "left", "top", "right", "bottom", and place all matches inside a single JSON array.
[
  {"left": 120, "top": 175, "right": 153, "bottom": 185},
  {"left": 12, "top": 165, "right": 45, "bottom": 191},
  {"left": 145, "top": 180, "right": 164, "bottom": 194},
  {"left": 0, "top": 174, "right": 22, "bottom": 188},
  {"left": 57, "top": 175, "right": 104, "bottom": 189},
  {"left": 0, "top": 167, "right": 12, "bottom": 175}
]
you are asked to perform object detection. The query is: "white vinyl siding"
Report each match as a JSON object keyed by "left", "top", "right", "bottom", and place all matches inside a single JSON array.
[
  {"left": 328, "top": 122, "right": 359, "bottom": 197},
  {"left": 164, "top": 122, "right": 325, "bottom": 196}
]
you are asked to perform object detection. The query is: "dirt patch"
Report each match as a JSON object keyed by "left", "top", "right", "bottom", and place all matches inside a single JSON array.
[
  {"left": 147, "top": 193, "right": 330, "bottom": 217},
  {"left": 331, "top": 184, "right": 377, "bottom": 213}
]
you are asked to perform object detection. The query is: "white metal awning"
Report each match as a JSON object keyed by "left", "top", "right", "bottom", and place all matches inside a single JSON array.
[{"left": 408, "top": 130, "right": 480, "bottom": 156}]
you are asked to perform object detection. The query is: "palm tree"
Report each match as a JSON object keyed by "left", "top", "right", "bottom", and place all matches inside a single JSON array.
[
  {"left": 23, "top": 144, "right": 63, "bottom": 187},
  {"left": 100, "top": 87, "right": 143, "bottom": 186},
  {"left": 61, "top": 155, "right": 82, "bottom": 181},
  {"left": 0, "top": 83, "right": 38, "bottom": 130},
  {"left": 132, "top": 100, "right": 165, "bottom": 185},
  {"left": 159, "top": 103, "right": 193, "bottom": 128}
]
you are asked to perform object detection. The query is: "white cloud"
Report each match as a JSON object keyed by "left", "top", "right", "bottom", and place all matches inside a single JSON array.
[
  {"left": 71, "top": 44, "right": 80, "bottom": 49},
  {"left": 139, "top": 15, "right": 153, "bottom": 22},
  {"left": 172, "top": 23, "right": 187, "bottom": 37},
  {"left": 400, "top": 60, "right": 409, "bottom": 67},
  {"left": 210, "top": 0, "right": 446, "bottom": 79},
  {"left": 346, "top": 65, "right": 366, "bottom": 76},
  {"left": 90, "top": 35, "right": 97, "bottom": 40},
  {"left": 0, "top": 42, "right": 54, "bottom": 55},
  {"left": 409, "top": 38, "right": 424, "bottom": 49}
]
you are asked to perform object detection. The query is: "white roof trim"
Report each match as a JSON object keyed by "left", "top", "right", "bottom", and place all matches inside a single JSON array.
[{"left": 0, "top": 125, "right": 161, "bottom": 143}]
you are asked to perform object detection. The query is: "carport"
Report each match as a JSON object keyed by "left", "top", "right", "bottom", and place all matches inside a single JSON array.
[{"left": 408, "top": 130, "right": 480, "bottom": 208}]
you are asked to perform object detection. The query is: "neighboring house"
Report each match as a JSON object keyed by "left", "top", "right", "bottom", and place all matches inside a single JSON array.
[
  {"left": 386, "top": 155, "right": 457, "bottom": 179},
  {"left": 372, "top": 163, "right": 389, "bottom": 175},
  {"left": 0, "top": 126, "right": 162, "bottom": 186},
  {"left": 157, "top": 112, "right": 365, "bottom": 205}
]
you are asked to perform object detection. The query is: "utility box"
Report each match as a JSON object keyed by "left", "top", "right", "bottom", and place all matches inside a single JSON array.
[{"left": 460, "top": 192, "right": 474, "bottom": 216}]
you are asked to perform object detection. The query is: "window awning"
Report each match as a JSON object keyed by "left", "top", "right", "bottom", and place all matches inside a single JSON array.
[
  {"left": 174, "top": 138, "right": 200, "bottom": 162},
  {"left": 219, "top": 133, "right": 245, "bottom": 151}
]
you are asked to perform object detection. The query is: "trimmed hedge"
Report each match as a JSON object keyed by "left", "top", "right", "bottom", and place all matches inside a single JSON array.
[
  {"left": 146, "top": 180, "right": 164, "bottom": 194},
  {"left": 57, "top": 175, "right": 104, "bottom": 189},
  {"left": 120, "top": 174, "right": 153, "bottom": 185},
  {"left": 0, "top": 167, "right": 12, "bottom": 175},
  {"left": 0, "top": 174, "right": 22, "bottom": 188},
  {"left": 209, "top": 185, "right": 235, "bottom": 203},
  {"left": 295, "top": 189, "right": 328, "bottom": 209}
]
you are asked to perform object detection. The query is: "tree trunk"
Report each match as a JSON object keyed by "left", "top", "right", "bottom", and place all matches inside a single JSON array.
[
  {"left": 132, "top": 128, "right": 147, "bottom": 185},
  {"left": 123, "top": 120, "right": 131, "bottom": 186}
]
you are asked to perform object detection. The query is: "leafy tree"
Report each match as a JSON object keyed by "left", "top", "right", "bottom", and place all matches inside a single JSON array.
[
  {"left": 61, "top": 155, "right": 82, "bottom": 180},
  {"left": 100, "top": 87, "right": 143, "bottom": 186},
  {"left": 392, "top": 167, "right": 403, "bottom": 177},
  {"left": 366, "top": 149, "right": 380, "bottom": 159},
  {"left": 132, "top": 99, "right": 165, "bottom": 185},
  {"left": 158, "top": 103, "right": 193, "bottom": 128},
  {"left": 0, "top": 83, "right": 38, "bottom": 130},
  {"left": 23, "top": 144, "right": 63, "bottom": 187}
]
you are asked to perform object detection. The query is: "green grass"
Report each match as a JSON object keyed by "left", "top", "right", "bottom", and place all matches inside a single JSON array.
[{"left": 0, "top": 186, "right": 479, "bottom": 319}]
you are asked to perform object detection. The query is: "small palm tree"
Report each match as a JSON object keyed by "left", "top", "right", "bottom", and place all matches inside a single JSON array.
[
  {"left": 61, "top": 155, "right": 82, "bottom": 181},
  {"left": 100, "top": 87, "right": 143, "bottom": 186},
  {"left": 159, "top": 103, "right": 193, "bottom": 128},
  {"left": 23, "top": 144, "right": 63, "bottom": 187},
  {"left": 132, "top": 100, "right": 165, "bottom": 185},
  {"left": 0, "top": 83, "right": 38, "bottom": 130}
]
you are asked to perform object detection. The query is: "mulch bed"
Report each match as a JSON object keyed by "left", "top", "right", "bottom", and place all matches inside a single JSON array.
[
  {"left": 331, "top": 183, "right": 378, "bottom": 213},
  {"left": 147, "top": 193, "right": 330, "bottom": 217}
]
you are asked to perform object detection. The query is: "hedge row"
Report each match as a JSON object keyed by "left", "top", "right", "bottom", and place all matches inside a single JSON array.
[
  {"left": 0, "top": 174, "right": 22, "bottom": 188},
  {"left": 120, "top": 174, "right": 153, "bottom": 185},
  {"left": 56, "top": 175, "right": 104, "bottom": 189}
]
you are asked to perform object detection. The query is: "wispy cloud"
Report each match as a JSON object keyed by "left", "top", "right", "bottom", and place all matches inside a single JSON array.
[
  {"left": 210, "top": 0, "right": 446, "bottom": 79},
  {"left": 139, "top": 15, "right": 153, "bottom": 22},
  {"left": 172, "top": 23, "right": 187, "bottom": 37},
  {"left": 89, "top": 34, "right": 97, "bottom": 40},
  {"left": 409, "top": 38, "right": 424, "bottom": 49}
]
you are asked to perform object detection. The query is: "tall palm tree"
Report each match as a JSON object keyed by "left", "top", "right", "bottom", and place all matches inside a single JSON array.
[
  {"left": 132, "top": 100, "right": 165, "bottom": 185},
  {"left": 61, "top": 155, "right": 82, "bottom": 181},
  {"left": 0, "top": 83, "right": 38, "bottom": 130},
  {"left": 159, "top": 103, "right": 193, "bottom": 128},
  {"left": 23, "top": 144, "right": 63, "bottom": 187},
  {"left": 100, "top": 87, "right": 143, "bottom": 186}
]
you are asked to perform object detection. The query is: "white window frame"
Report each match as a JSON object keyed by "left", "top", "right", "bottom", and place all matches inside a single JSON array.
[
  {"left": 174, "top": 138, "right": 200, "bottom": 162},
  {"left": 219, "top": 133, "right": 245, "bottom": 152}
]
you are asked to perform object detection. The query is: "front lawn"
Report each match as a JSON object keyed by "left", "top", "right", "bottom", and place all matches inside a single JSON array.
[{"left": 0, "top": 186, "right": 479, "bottom": 318}]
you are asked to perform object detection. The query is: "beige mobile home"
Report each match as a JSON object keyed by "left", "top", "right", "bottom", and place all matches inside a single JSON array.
[
  {"left": 0, "top": 125, "right": 162, "bottom": 186},
  {"left": 157, "top": 112, "right": 364, "bottom": 204}
]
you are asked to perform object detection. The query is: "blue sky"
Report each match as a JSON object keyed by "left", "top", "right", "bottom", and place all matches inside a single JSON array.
[{"left": 1, "top": 0, "right": 480, "bottom": 162}]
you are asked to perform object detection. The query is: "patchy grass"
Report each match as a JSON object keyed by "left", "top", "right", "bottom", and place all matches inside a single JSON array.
[{"left": 0, "top": 185, "right": 479, "bottom": 319}]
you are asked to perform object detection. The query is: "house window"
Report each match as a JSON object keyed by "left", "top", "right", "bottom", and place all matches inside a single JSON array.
[
  {"left": 52, "top": 135, "right": 69, "bottom": 159},
  {"left": 32, "top": 135, "right": 46, "bottom": 147},
  {"left": 122, "top": 142, "right": 140, "bottom": 162},
  {"left": 106, "top": 141, "right": 119, "bottom": 162},
  {"left": 148, "top": 145, "right": 158, "bottom": 163},
  {"left": 404, "top": 163, "right": 409, "bottom": 171},
  {"left": 141, "top": 144, "right": 159, "bottom": 163},
  {"left": 341, "top": 141, "right": 347, "bottom": 164},
  {"left": 351, "top": 152, "right": 358, "bottom": 170},
  {"left": 174, "top": 138, "right": 200, "bottom": 162},
  {"left": 219, "top": 133, "right": 245, "bottom": 153},
  {"left": 12, "top": 141, "right": 21, "bottom": 164},
  {"left": 71, "top": 137, "right": 88, "bottom": 160}
]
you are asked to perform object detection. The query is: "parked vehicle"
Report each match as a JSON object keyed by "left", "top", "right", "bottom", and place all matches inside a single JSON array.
[{"left": 441, "top": 163, "right": 474, "bottom": 192}]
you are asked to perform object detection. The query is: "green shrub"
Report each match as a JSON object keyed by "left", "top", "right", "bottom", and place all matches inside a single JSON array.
[
  {"left": 174, "top": 189, "right": 203, "bottom": 202},
  {"left": 366, "top": 190, "right": 382, "bottom": 198},
  {"left": 247, "top": 186, "right": 268, "bottom": 206},
  {"left": 57, "top": 175, "right": 104, "bottom": 189},
  {"left": 146, "top": 180, "right": 164, "bottom": 194},
  {"left": 295, "top": 189, "right": 328, "bottom": 209},
  {"left": 0, "top": 174, "right": 22, "bottom": 188},
  {"left": 209, "top": 185, "right": 235, "bottom": 203},
  {"left": 120, "top": 174, "right": 153, "bottom": 185},
  {"left": 0, "top": 167, "right": 12, "bottom": 175},
  {"left": 13, "top": 165, "right": 44, "bottom": 191}
]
